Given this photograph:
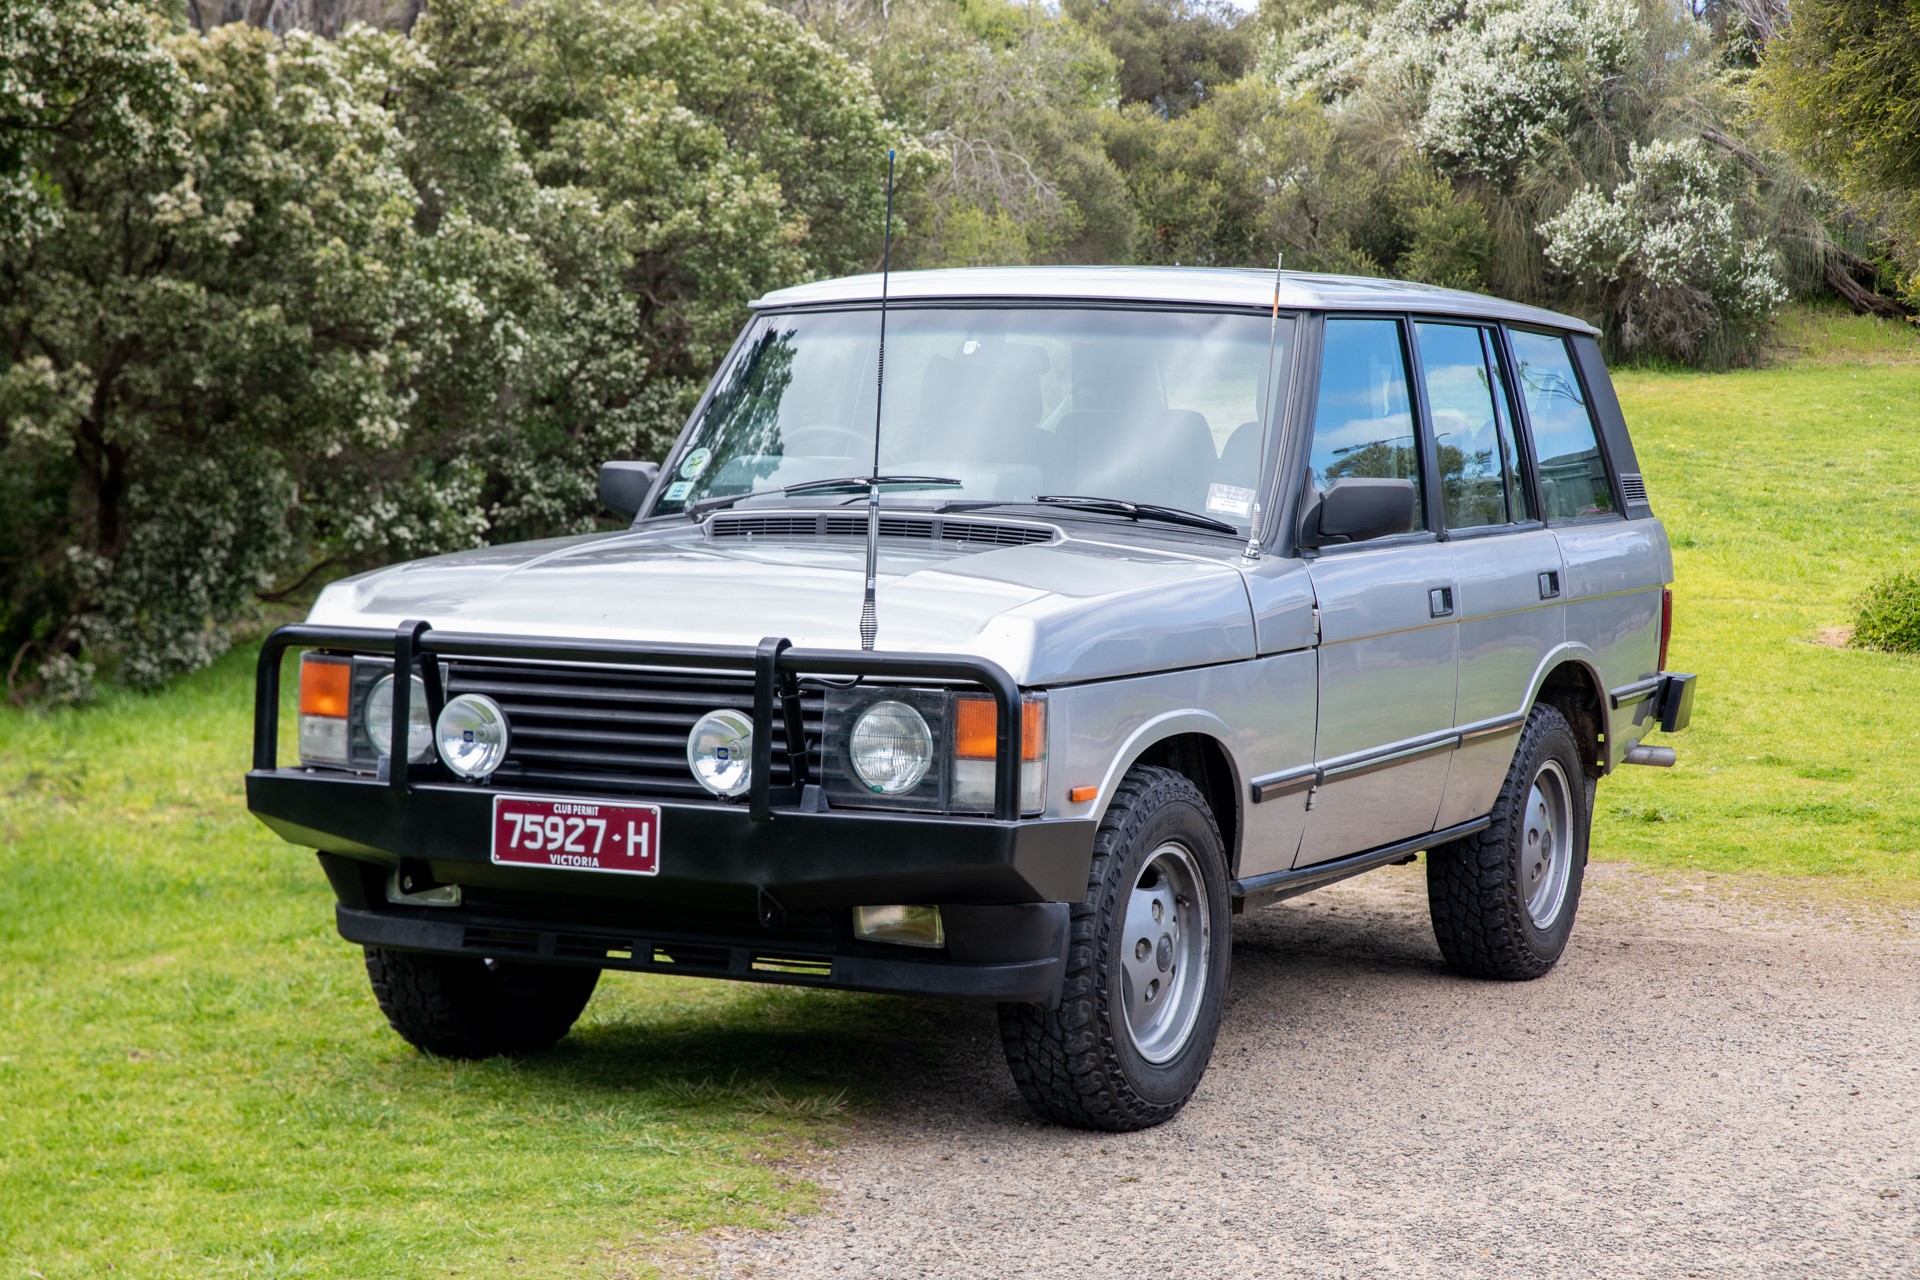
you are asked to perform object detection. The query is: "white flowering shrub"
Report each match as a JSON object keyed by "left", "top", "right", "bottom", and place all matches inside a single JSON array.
[
  {"left": 1268, "top": 0, "right": 1640, "bottom": 182},
  {"left": 1539, "top": 138, "right": 1788, "bottom": 364},
  {"left": 1418, "top": 0, "right": 1639, "bottom": 180}
]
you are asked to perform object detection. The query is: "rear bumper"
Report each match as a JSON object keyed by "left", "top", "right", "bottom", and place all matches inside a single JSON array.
[
  {"left": 1654, "top": 672, "right": 1695, "bottom": 734},
  {"left": 1609, "top": 670, "right": 1696, "bottom": 736}
]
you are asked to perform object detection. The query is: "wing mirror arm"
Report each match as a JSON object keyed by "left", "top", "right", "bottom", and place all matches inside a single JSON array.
[{"left": 599, "top": 461, "right": 661, "bottom": 523}]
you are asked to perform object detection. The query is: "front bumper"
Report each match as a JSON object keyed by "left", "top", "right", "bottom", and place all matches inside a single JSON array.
[
  {"left": 248, "top": 769, "right": 1096, "bottom": 909},
  {"left": 247, "top": 622, "right": 1096, "bottom": 1005}
]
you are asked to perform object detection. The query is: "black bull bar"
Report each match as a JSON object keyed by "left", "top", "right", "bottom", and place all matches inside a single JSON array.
[{"left": 253, "top": 620, "right": 1029, "bottom": 822}]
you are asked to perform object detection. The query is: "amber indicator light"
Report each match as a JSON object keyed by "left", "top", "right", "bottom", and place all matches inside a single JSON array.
[
  {"left": 954, "top": 696, "right": 1044, "bottom": 761},
  {"left": 1068, "top": 785, "right": 1097, "bottom": 803},
  {"left": 299, "top": 656, "right": 352, "bottom": 719}
]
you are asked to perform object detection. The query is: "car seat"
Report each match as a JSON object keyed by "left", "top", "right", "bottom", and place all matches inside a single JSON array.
[{"left": 912, "top": 344, "right": 1057, "bottom": 488}]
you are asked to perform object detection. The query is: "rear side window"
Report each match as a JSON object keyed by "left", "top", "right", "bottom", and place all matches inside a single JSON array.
[
  {"left": 1415, "top": 322, "right": 1530, "bottom": 529},
  {"left": 1508, "top": 329, "right": 1616, "bottom": 521},
  {"left": 1308, "top": 318, "right": 1425, "bottom": 531}
]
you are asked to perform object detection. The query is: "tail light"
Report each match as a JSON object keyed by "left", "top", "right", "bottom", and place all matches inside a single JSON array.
[{"left": 1658, "top": 588, "right": 1673, "bottom": 672}]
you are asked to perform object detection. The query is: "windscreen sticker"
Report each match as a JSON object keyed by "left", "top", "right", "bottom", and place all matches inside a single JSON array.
[
  {"left": 1206, "top": 483, "right": 1255, "bottom": 518},
  {"left": 664, "top": 480, "right": 693, "bottom": 501},
  {"left": 678, "top": 448, "right": 712, "bottom": 480}
]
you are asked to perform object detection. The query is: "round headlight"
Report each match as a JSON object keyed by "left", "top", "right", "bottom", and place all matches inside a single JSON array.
[
  {"left": 366, "top": 673, "right": 433, "bottom": 763},
  {"left": 687, "top": 708, "right": 753, "bottom": 798},
  {"left": 850, "top": 700, "right": 933, "bottom": 794},
  {"left": 436, "top": 694, "right": 509, "bottom": 780}
]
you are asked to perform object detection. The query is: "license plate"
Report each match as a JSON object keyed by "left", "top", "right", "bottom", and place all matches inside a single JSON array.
[{"left": 491, "top": 795, "right": 661, "bottom": 876}]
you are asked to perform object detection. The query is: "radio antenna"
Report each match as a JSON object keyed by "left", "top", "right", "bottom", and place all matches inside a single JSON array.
[
  {"left": 859, "top": 149, "right": 896, "bottom": 651},
  {"left": 1244, "top": 251, "right": 1283, "bottom": 562}
]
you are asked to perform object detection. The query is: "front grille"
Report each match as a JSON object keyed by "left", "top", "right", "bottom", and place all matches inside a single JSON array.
[
  {"left": 443, "top": 659, "right": 824, "bottom": 799},
  {"left": 709, "top": 511, "right": 1054, "bottom": 547}
]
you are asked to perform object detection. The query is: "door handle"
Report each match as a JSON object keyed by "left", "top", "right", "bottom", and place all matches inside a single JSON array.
[
  {"left": 1429, "top": 586, "right": 1454, "bottom": 618},
  {"left": 1538, "top": 570, "right": 1561, "bottom": 600}
]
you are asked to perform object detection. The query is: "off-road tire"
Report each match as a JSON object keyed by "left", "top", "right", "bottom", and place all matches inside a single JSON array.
[
  {"left": 997, "top": 765, "right": 1231, "bottom": 1131},
  {"left": 364, "top": 947, "right": 600, "bottom": 1058},
  {"left": 1427, "top": 704, "right": 1590, "bottom": 980}
]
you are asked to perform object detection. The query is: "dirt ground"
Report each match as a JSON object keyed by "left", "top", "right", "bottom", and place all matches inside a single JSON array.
[{"left": 700, "top": 862, "right": 1920, "bottom": 1280}]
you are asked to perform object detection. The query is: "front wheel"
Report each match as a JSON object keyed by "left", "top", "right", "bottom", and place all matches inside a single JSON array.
[
  {"left": 1427, "top": 704, "right": 1591, "bottom": 980},
  {"left": 364, "top": 947, "right": 600, "bottom": 1058},
  {"left": 998, "top": 765, "right": 1231, "bottom": 1131}
]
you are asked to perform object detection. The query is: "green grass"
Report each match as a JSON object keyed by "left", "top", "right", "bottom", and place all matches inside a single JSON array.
[
  {"left": 1597, "top": 307, "right": 1920, "bottom": 883},
  {"left": 0, "top": 648, "right": 947, "bottom": 1279}
]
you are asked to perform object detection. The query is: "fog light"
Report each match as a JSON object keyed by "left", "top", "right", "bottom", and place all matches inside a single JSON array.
[
  {"left": 853, "top": 904, "right": 945, "bottom": 949},
  {"left": 366, "top": 673, "right": 433, "bottom": 763},
  {"left": 688, "top": 708, "right": 753, "bottom": 797},
  {"left": 436, "top": 693, "right": 509, "bottom": 780},
  {"left": 849, "top": 700, "right": 933, "bottom": 794}
]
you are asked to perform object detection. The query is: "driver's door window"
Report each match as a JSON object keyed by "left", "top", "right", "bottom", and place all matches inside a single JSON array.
[{"left": 1308, "top": 318, "right": 1426, "bottom": 533}]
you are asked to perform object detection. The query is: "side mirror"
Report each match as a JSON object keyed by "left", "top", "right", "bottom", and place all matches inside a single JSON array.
[
  {"left": 598, "top": 460, "right": 660, "bottom": 522},
  {"left": 1299, "top": 477, "right": 1418, "bottom": 548}
]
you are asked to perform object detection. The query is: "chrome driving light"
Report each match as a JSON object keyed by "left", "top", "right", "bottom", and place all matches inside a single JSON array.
[
  {"left": 687, "top": 708, "right": 753, "bottom": 797},
  {"left": 366, "top": 673, "right": 433, "bottom": 763},
  {"left": 849, "top": 700, "right": 934, "bottom": 794},
  {"left": 435, "top": 693, "right": 509, "bottom": 780}
]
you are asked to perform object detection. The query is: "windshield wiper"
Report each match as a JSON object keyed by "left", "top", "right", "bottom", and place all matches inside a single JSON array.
[
  {"left": 945, "top": 494, "right": 1238, "bottom": 535},
  {"left": 686, "top": 475, "right": 962, "bottom": 522}
]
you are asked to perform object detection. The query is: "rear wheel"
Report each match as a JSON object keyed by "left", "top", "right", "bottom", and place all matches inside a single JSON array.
[
  {"left": 998, "top": 765, "right": 1230, "bottom": 1131},
  {"left": 1427, "top": 704, "right": 1591, "bottom": 980},
  {"left": 364, "top": 947, "right": 600, "bottom": 1058}
]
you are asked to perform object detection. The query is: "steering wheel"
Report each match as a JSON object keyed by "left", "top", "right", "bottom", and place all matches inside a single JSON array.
[{"left": 782, "top": 425, "right": 870, "bottom": 456}]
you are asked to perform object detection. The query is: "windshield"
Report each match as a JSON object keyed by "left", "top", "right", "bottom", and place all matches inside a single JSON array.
[{"left": 651, "top": 306, "right": 1296, "bottom": 531}]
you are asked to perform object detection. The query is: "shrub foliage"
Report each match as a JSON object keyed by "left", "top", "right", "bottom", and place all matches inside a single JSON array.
[
  {"left": 0, "top": 0, "right": 893, "bottom": 698},
  {"left": 1852, "top": 572, "right": 1920, "bottom": 655}
]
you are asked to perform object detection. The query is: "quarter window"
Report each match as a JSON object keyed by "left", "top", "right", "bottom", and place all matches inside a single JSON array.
[
  {"left": 1308, "top": 318, "right": 1425, "bottom": 532},
  {"left": 1508, "top": 328, "right": 1616, "bottom": 521},
  {"left": 1416, "top": 322, "right": 1529, "bottom": 530}
]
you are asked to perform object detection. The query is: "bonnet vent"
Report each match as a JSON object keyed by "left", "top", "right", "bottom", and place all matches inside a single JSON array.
[{"left": 709, "top": 512, "right": 1055, "bottom": 547}]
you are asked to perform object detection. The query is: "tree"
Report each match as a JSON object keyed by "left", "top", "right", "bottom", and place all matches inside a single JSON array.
[
  {"left": 1061, "top": 0, "right": 1251, "bottom": 119},
  {"left": 406, "top": 0, "right": 901, "bottom": 538},
  {"left": 1106, "top": 79, "right": 1491, "bottom": 286},
  {"left": 1761, "top": 0, "right": 1920, "bottom": 302},
  {"left": 789, "top": 0, "right": 1136, "bottom": 267},
  {"left": 0, "top": 0, "right": 899, "bottom": 699},
  {"left": 1, "top": 12, "right": 444, "bottom": 695}
]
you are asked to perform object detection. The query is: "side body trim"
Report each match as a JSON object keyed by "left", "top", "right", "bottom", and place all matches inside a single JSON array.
[
  {"left": 1460, "top": 712, "right": 1527, "bottom": 742},
  {"left": 1608, "top": 676, "right": 1662, "bottom": 710},
  {"left": 1318, "top": 730, "right": 1461, "bottom": 782},
  {"left": 1249, "top": 765, "right": 1317, "bottom": 803}
]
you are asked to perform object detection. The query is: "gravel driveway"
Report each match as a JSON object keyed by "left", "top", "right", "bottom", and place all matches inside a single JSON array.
[{"left": 702, "top": 862, "right": 1920, "bottom": 1279}]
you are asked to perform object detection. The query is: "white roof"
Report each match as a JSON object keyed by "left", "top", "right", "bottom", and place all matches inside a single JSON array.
[{"left": 752, "top": 266, "right": 1599, "bottom": 335}]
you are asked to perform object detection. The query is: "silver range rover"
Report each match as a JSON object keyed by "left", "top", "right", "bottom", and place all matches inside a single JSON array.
[{"left": 248, "top": 266, "right": 1695, "bottom": 1131}]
